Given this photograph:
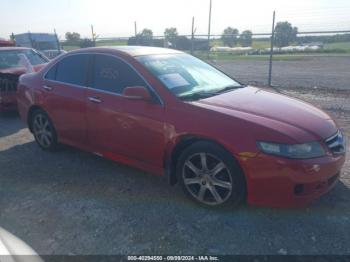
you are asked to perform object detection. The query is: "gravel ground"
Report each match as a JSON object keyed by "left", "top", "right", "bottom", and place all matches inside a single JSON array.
[
  {"left": 0, "top": 88, "right": 349, "bottom": 256},
  {"left": 214, "top": 55, "right": 350, "bottom": 89}
]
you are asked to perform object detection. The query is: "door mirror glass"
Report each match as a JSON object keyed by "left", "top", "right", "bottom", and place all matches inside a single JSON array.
[{"left": 123, "top": 86, "right": 152, "bottom": 102}]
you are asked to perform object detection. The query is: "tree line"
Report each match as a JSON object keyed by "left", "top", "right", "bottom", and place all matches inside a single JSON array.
[
  {"left": 126, "top": 22, "right": 298, "bottom": 48},
  {"left": 64, "top": 21, "right": 348, "bottom": 49},
  {"left": 65, "top": 32, "right": 95, "bottom": 48},
  {"left": 221, "top": 22, "right": 298, "bottom": 48}
]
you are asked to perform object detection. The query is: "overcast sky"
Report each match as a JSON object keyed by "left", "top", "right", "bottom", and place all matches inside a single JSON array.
[{"left": 1, "top": 0, "right": 350, "bottom": 39}]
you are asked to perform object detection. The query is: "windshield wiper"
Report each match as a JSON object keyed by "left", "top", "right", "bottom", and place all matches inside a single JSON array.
[
  {"left": 213, "top": 85, "right": 243, "bottom": 94},
  {"left": 180, "top": 91, "right": 217, "bottom": 101},
  {"left": 180, "top": 85, "right": 244, "bottom": 101}
]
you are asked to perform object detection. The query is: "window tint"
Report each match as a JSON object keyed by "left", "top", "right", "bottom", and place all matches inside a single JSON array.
[
  {"left": 55, "top": 55, "right": 89, "bottom": 86},
  {"left": 45, "top": 64, "right": 57, "bottom": 80},
  {"left": 92, "top": 55, "right": 145, "bottom": 94}
]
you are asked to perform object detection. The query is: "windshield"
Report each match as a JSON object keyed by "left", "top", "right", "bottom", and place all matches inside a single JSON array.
[
  {"left": 136, "top": 53, "right": 242, "bottom": 99},
  {"left": 0, "top": 49, "right": 48, "bottom": 70}
]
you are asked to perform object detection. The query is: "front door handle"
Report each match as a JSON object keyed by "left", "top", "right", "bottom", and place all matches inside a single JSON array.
[
  {"left": 43, "top": 85, "right": 53, "bottom": 91},
  {"left": 88, "top": 96, "right": 102, "bottom": 104}
]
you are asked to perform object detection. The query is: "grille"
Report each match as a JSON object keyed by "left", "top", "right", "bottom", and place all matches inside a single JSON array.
[
  {"left": 0, "top": 73, "right": 19, "bottom": 93},
  {"left": 325, "top": 131, "right": 346, "bottom": 155}
]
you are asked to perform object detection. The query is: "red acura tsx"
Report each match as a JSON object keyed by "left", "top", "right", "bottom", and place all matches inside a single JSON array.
[{"left": 17, "top": 46, "right": 346, "bottom": 208}]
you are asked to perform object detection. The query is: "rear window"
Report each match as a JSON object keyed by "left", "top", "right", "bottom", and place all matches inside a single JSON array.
[
  {"left": 53, "top": 55, "right": 90, "bottom": 86},
  {"left": 0, "top": 49, "right": 48, "bottom": 69}
]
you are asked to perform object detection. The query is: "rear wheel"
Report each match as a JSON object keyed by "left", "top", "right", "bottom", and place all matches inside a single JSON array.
[
  {"left": 31, "top": 110, "right": 58, "bottom": 151},
  {"left": 177, "top": 141, "right": 246, "bottom": 207}
]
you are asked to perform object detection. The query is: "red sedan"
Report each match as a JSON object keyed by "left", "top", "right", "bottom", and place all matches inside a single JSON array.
[
  {"left": 0, "top": 47, "right": 48, "bottom": 112},
  {"left": 17, "top": 47, "right": 346, "bottom": 208}
]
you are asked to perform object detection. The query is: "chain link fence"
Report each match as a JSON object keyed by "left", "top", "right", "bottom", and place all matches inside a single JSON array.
[{"left": 60, "top": 30, "right": 350, "bottom": 90}]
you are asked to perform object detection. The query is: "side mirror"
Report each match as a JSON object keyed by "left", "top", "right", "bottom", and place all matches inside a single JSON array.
[{"left": 123, "top": 86, "right": 153, "bottom": 102}]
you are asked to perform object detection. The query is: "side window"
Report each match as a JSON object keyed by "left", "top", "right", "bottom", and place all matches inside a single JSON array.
[
  {"left": 45, "top": 64, "right": 57, "bottom": 80},
  {"left": 92, "top": 55, "right": 145, "bottom": 94},
  {"left": 55, "top": 55, "right": 89, "bottom": 86}
]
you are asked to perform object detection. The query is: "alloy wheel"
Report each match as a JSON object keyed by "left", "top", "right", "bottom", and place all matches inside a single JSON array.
[
  {"left": 182, "top": 152, "right": 233, "bottom": 205},
  {"left": 32, "top": 113, "right": 53, "bottom": 148}
]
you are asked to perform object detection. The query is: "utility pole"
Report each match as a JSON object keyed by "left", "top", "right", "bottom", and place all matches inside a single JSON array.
[
  {"left": 54, "top": 29, "right": 61, "bottom": 52},
  {"left": 10, "top": 33, "right": 15, "bottom": 43},
  {"left": 134, "top": 21, "right": 138, "bottom": 45},
  {"left": 91, "top": 24, "right": 96, "bottom": 47},
  {"left": 268, "top": 10, "right": 276, "bottom": 87},
  {"left": 28, "top": 31, "right": 34, "bottom": 49},
  {"left": 207, "top": 0, "right": 212, "bottom": 59},
  {"left": 191, "top": 17, "right": 195, "bottom": 55}
]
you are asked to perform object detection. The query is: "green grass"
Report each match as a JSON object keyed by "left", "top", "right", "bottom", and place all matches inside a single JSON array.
[
  {"left": 61, "top": 39, "right": 128, "bottom": 51},
  {"left": 61, "top": 45, "right": 79, "bottom": 51},
  {"left": 195, "top": 52, "right": 350, "bottom": 61},
  {"left": 324, "top": 42, "right": 350, "bottom": 52},
  {"left": 251, "top": 40, "right": 270, "bottom": 49},
  {"left": 95, "top": 40, "right": 128, "bottom": 46},
  {"left": 209, "top": 39, "right": 270, "bottom": 49},
  {"left": 211, "top": 39, "right": 224, "bottom": 46},
  {"left": 195, "top": 52, "right": 306, "bottom": 61}
]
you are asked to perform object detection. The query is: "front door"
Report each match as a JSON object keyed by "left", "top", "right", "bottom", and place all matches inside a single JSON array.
[{"left": 86, "top": 54, "right": 165, "bottom": 170}]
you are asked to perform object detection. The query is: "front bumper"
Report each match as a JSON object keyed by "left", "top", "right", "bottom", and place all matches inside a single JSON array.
[
  {"left": 241, "top": 152, "right": 346, "bottom": 208},
  {"left": 0, "top": 94, "right": 17, "bottom": 112}
]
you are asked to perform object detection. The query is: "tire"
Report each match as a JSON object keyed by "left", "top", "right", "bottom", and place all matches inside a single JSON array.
[
  {"left": 176, "top": 141, "right": 246, "bottom": 207},
  {"left": 30, "top": 109, "right": 59, "bottom": 151}
]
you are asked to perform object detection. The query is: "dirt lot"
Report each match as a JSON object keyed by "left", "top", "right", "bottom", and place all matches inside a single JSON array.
[
  {"left": 0, "top": 87, "right": 349, "bottom": 255},
  {"left": 214, "top": 55, "right": 350, "bottom": 89}
]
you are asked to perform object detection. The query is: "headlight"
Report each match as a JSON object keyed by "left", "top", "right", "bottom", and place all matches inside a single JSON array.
[{"left": 257, "top": 141, "right": 326, "bottom": 159}]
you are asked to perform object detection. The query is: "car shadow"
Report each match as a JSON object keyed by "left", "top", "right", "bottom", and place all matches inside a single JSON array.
[
  {"left": 0, "top": 110, "right": 24, "bottom": 138},
  {"left": 1, "top": 141, "right": 350, "bottom": 255}
]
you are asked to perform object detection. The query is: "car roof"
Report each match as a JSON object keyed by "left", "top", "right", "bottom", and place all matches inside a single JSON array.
[
  {"left": 0, "top": 47, "right": 32, "bottom": 51},
  {"left": 71, "top": 46, "right": 183, "bottom": 57}
]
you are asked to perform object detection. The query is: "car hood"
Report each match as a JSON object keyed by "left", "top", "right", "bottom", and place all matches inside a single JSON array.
[
  {"left": 192, "top": 86, "right": 337, "bottom": 140},
  {"left": 0, "top": 63, "right": 46, "bottom": 75}
]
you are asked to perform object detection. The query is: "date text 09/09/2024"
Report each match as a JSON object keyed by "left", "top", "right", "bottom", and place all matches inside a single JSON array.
[{"left": 127, "top": 256, "right": 219, "bottom": 261}]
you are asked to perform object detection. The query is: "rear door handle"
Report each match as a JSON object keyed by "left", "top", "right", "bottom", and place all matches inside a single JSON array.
[
  {"left": 43, "top": 85, "right": 53, "bottom": 91},
  {"left": 88, "top": 96, "right": 102, "bottom": 104}
]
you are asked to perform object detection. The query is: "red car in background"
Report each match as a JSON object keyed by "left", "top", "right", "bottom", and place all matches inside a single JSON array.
[
  {"left": 0, "top": 47, "right": 48, "bottom": 112},
  {"left": 0, "top": 38, "right": 15, "bottom": 47},
  {"left": 16, "top": 46, "right": 346, "bottom": 208}
]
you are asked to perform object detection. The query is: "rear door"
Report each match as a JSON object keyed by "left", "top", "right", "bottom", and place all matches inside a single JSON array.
[
  {"left": 86, "top": 54, "right": 165, "bottom": 169},
  {"left": 42, "top": 54, "right": 90, "bottom": 145}
]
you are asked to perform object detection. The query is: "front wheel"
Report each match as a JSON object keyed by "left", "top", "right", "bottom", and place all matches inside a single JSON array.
[
  {"left": 177, "top": 141, "right": 246, "bottom": 207},
  {"left": 31, "top": 109, "right": 58, "bottom": 151}
]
